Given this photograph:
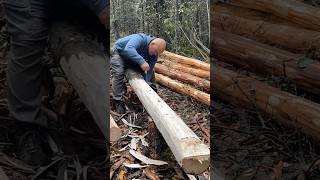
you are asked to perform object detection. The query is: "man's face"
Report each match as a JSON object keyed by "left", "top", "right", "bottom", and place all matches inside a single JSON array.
[{"left": 149, "top": 43, "right": 159, "bottom": 56}]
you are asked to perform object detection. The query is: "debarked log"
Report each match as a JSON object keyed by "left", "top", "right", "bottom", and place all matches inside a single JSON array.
[
  {"left": 127, "top": 69, "right": 210, "bottom": 174},
  {"left": 50, "top": 22, "right": 109, "bottom": 139}
]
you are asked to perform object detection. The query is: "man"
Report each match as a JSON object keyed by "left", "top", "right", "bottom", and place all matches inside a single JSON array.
[
  {"left": 3, "top": 0, "right": 109, "bottom": 165},
  {"left": 111, "top": 33, "right": 166, "bottom": 114}
]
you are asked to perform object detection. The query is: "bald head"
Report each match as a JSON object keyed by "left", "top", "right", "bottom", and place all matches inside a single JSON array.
[{"left": 148, "top": 38, "right": 166, "bottom": 56}]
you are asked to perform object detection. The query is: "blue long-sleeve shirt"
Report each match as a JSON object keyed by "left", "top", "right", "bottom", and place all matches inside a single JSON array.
[
  {"left": 81, "top": 0, "right": 109, "bottom": 16},
  {"left": 113, "top": 33, "right": 157, "bottom": 82}
]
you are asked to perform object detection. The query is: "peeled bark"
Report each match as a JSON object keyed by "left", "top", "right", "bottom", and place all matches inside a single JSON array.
[
  {"left": 212, "top": 65, "right": 320, "bottom": 141},
  {"left": 212, "top": 29, "right": 320, "bottom": 95},
  {"left": 110, "top": 115, "right": 122, "bottom": 142},
  {"left": 228, "top": 0, "right": 320, "bottom": 31},
  {"left": 212, "top": 11, "right": 320, "bottom": 53},
  {"left": 155, "top": 64, "right": 210, "bottom": 91},
  {"left": 160, "top": 51, "right": 210, "bottom": 71},
  {"left": 160, "top": 59, "right": 210, "bottom": 79},
  {"left": 155, "top": 73, "right": 210, "bottom": 106},
  {"left": 127, "top": 69, "right": 210, "bottom": 174}
]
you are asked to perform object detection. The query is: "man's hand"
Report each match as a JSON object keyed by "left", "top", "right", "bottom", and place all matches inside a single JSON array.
[
  {"left": 99, "top": 6, "right": 109, "bottom": 29},
  {"left": 140, "top": 62, "right": 150, "bottom": 74}
]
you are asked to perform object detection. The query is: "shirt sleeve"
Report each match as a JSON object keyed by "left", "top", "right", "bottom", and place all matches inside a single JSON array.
[
  {"left": 81, "top": 0, "right": 109, "bottom": 16},
  {"left": 145, "top": 56, "right": 157, "bottom": 82},
  {"left": 120, "top": 36, "right": 146, "bottom": 65}
]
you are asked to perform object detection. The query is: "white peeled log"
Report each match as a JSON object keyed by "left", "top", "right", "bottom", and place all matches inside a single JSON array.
[
  {"left": 126, "top": 69, "right": 210, "bottom": 174},
  {"left": 50, "top": 22, "right": 109, "bottom": 139}
]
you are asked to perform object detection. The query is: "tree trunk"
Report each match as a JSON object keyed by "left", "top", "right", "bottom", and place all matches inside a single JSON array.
[
  {"left": 212, "top": 65, "right": 320, "bottom": 141},
  {"left": 160, "top": 51, "right": 210, "bottom": 71},
  {"left": 212, "top": 11, "right": 320, "bottom": 53},
  {"left": 228, "top": 0, "right": 320, "bottom": 31},
  {"left": 155, "top": 73, "right": 210, "bottom": 106},
  {"left": 160, "top": 59, "right": 210, "bottom": 79},
  {"left": 127, "top": 69, "right": 209, "bottom": 174},
  {"left": 212, "top": 29, "right": 320, "bottom": 95},
  {"left": 50, "top": 22, "right": 109, "bottom": 139},
  {"left": 155, "top": 64, "right": 210, "bottom": 91}
]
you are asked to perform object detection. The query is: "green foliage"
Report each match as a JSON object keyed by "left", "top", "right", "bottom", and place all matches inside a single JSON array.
[{"left": 111, "top": 0, "right": 209, "bottom": 60}]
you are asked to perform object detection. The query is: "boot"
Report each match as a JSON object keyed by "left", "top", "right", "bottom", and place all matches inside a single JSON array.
[{"left": 115, "top": 100, "right": 126, "bottom": 114}]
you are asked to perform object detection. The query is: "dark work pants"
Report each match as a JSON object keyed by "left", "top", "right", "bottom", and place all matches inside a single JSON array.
[
  {"left": 110, "top": 51, "right": 156, "bottom": 101},
  {"left": 4, "top": 0, "right": 52, "bottom": 126}
]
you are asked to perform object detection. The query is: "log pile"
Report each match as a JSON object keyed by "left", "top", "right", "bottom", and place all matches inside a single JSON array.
[
  {"left": 212, "top": 1, "right": 320, "bottom": 141},
  {"left": 155, "top": 51, "right": 210, "bottom": 106}
]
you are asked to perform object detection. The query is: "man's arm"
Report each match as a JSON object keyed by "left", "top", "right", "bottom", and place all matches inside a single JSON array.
[{"left": 121, "top": 36, "right": 146, "bottom": 66}]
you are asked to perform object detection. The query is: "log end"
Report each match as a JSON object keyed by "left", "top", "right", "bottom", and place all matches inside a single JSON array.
[
  {"left": 181, "top": 155, "right": 210, "bottom": 174},
  {"left": 110, "top": 127, "right": 122, "bottom": 142}
]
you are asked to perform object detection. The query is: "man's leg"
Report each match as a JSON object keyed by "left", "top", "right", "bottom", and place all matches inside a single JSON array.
[
  {"left": 4, "top": 0, "right": 50, "bottom": 126},
  {"left": 110, "top": 53, "right": 126, "bottom": 114},
  {"left": 4, "top": 0, "right": 51, "bottom": 165}
]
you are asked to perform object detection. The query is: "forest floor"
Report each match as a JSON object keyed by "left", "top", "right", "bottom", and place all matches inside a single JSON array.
[{"left": 212, "top": 1, "right": 320, "bottom": 179}]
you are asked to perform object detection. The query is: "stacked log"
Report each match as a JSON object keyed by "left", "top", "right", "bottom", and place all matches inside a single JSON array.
[
  {"left": 161, "top": 51, "right": 210, "bottom": 71},
  {"left": 212, "top": 28, "right": 320, "bottom": 95},
  {"left": 212, "top": 1, "right": 320, "bottom": 141},
  {"left": 161, "top": 60, "right": 209, "bottom": 79},
  {"left": 155, "top": 64, "right": 210, "bottom": 91},
  {"left": 155, "top": 51, "right": 210, "bottom": 106},
  {"left": 227, "top": 0, "right": 320, "bottom": 31},
  {"left": 212, "top": 65, "right": 320, "bottom": 141},
  {"left": 212, "top": 8, "right": 320, "bottom": 53},
  {"left": 155, "top": 73, "right": 210, "bottom": 106}
]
